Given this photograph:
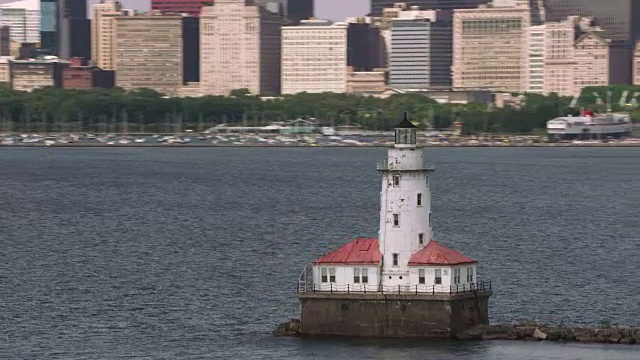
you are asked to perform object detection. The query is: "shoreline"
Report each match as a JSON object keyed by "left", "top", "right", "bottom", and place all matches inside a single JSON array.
[
  {"left": 1, "top": 143, "right": 640, "bottom": 148},
  {"left": 273, "top": 321, "right": 640, "bottom": 344}
]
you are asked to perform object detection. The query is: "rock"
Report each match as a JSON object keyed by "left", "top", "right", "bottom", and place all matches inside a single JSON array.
[
  {"left": 633, "top": 329, "right": 640, "bottom": 342},
  {"left": 456, "top": 327, "right": 482, "bottom": 341},
  {"left": 574, "top": 328, "right": 597, "bottom": 343},
  {"left": 514, "top": 327, "right": 536, "bottom": 339},
  {"left": 619, "top": 337, "right": 635, "bottom": 345},
  {"left": 546, "top": 327, "right": 570, "bottom": 341},
  {"left": 533, "top": 328, "right": 548, "bottom": 341},
  {"left": 272, "top": 320, "right": 301, "bottom": 337}
]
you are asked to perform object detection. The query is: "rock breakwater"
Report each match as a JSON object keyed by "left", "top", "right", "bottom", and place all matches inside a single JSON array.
[{"left": 273, "top": 320, "right": 639, "bottom": 344}]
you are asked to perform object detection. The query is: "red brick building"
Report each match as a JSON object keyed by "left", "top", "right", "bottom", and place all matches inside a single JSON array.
[{"left": 62, "top": 58, "right": 115, "bottom": 89}]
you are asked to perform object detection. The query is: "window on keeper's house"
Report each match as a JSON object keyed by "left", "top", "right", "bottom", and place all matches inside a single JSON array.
[
  {"left": 353, "top": 268, "right": 369, "bottom": 284},
  {"left": 418, "top": 269, "right": 425, "bottom": 284},
  {"left": 435, "top": 269, "right": 442, "bottom": 285},
  {"left": 353, "top": 268, "right": 360, "bottom": 283},
  {"left": 467, "top": 267, "right": 474, "bottom": 283},
  {"left": 329, "top": 267, "right": 336, "bottom": 283},
  {"left": 454, "top": 268, "right": 461, "bottom": 284},
  {"left": 361, "top": 268, "right": 368, "bottom": 284},
  {"left": 321, "top": 267, "right": 328, "bottom": 283}
]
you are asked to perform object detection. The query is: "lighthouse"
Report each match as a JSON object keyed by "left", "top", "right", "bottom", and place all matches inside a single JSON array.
[
  {"left": 296, "top": 113, "right": 492, "bottom": 338},
  {"left": 377, "top": 113, "right": 433, "bottom": 289}
]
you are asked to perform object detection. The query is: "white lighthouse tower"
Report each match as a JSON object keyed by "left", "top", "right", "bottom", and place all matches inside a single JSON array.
[{"left": 377, "top": 113, "right": 433, "bottom": 288}]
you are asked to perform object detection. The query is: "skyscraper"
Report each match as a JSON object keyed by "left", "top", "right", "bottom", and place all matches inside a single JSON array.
[
  {"left": 199, "top": 1, "right": 283, "bottom": 95},
  {"left": 544, "top": 0, "right": 640, "bottom": 44},
  {"left": 0, "top": 0, "right": 41, "bottom": 43},
  {"left": 40, "top": 0, "right": 89, "bottom": 58},
  {"left": 370, "top": 0, "right": 489, "bottom": 17},
  {"left": 254, "top": 0, "right": 313, "bottom": 24},
  {"left": 92, "top": 0, "right": 125, "bottom": 70}
]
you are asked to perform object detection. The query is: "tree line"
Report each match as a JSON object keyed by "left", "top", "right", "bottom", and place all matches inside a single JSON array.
[{"left": 0, "top": 84, "right": 637, "bottom": 134}]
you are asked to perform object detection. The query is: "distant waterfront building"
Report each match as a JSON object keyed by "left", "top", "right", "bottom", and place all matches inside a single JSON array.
[
  {"left": 62, "top": 57, "right": 115, "bottom": 89},
  {"left": 254, "top": 0, "right": 314, "bottom": 24},
  {"left": 0, "top": 0, "right": 40, "bottom": 43},
  {"left": 370, "top": 0, "right": 490, "bottom": 17},
  {"left": 281, "top": 19, "right": 348, "bottom": 94},
  {"left": 92, "top": 0, "right": 125, "bottom": 71},
  {"left": 9, "top": 58, "right": 68, "bottom": 91},
  {"left": 526, "top": 24, "right": 545, "bottom": 94},
  {"left": 634, "top": 42, "right": 640, "bottom": 85},
  {"left": 0, "top": 56, "right": 13, "bottom": 82},
  {"left": 0, "top": 26, "right": 10, "bottom": 56},
  {"left": 39, "top": 0, "right": 88, "bottom": 58},
  {"left": 388, "top": 8, "right": 452, "bottom": 91},
  {"left": 452, "top": 1, "right": 530, "bottom": 93},
  {"left": 347, "top": 18, "right": 386, "bottom": 71},
  {"left": 543, "top": 18, "right": 576, "bottom": 96},
  {"left": 182, "top": 16, "right": 199, "bottom": 83},
  {"left": 151, "top": 0, "right": 209, "bottom": 16},
  {"left": 346, "top": 66, "right": 387, "bottom": 93},
  {"left": 199, "top": 1, "right": 283, "bottom": 96},
  {"left": 114, "top": 11, "right": 183, "bottom": 95},
  {"left": 544, "top": 0, "right": 640, "bottom": 45}
]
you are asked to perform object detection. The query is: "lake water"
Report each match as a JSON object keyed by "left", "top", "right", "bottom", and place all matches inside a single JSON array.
[{"left": 1, "top": 147, "right": 638, "bottom": 359}]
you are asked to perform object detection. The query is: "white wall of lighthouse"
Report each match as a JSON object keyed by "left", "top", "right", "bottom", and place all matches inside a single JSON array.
[{"left": 378, "top": 127, "right": 433, "bottom": 288}]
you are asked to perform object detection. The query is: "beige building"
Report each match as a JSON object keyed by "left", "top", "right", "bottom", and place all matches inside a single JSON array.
[
  {"left": 114, "top": 11, "right": 183, "bottom": 95},
  {"left": 634, "top": 41, "right": 640, "bottom": 85},
  {"left": 92, "top": 0, "right": 126, "bottom": 71},
  {"left": 346, "top": 67, "right": 387, "bottom": 93},
  {"left": 9, "top": 59, "right": 68, "bottom": 92},
  {"left": 452, "top": 1, "right": 530, "bottom": 93},
  {"left": 281, "top": 19, "right": 348, "bottom": 94},
  {"left": 543, "top": 19, "right": 576, "bottom": 96},
  {"left": 572, "top": 32, "right": 611, "bottom": 95},
  {"left": 0, "top": 56, "right": 12, "bottom": 82},
  {"left": 200, "top": 0, "right": 283, "bottom": 96}
]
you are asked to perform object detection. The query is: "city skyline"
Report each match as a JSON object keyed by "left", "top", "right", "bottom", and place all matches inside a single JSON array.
[{"left": 105, "top": 0, "right": 370, "bottom": 21}]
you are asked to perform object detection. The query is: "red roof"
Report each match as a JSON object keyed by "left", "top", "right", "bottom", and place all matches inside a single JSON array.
[
  {"left": 314, "top": 238, "right": 382, "bottom": 265},
  {"left": 408, "top": 240, "right": 476, "bottom": 266}
]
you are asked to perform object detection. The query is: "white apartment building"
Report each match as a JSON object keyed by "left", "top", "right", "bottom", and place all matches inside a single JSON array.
[
  {"left": 0, "top": 0, "right": 40, "bottom": 43},
  {"left": 92, "top": 0, "right": 126, "bottom": 71},
  {"left": 527, "top": 24, "right": 545, "bottom": 93},
  {"left": 452, "top": 1, "right": 531, "bottom": 93},
  {"left": 200, "top": 0, "right": 283, "bottom": 96},
  {"left": 281, "top": 19, "right": 348, "bottom": 94}
]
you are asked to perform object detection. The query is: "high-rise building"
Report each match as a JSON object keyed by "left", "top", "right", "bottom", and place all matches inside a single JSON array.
[
  {"left": 526, "top": 24, "right": 546, "bottom": 94},
  {"left": 347, "top": 19, "right": 385, "bottom": 71},
  {"left": 92, "top": 0, "right": 125, "bottom": 70},
  {"left": 452, "top": 1, "right": 530, "bottom": 92},
  {"left": 151, "top": 0, "right": 210, "bottom": 16},
  {"left": 0, "top": 26, "right": 9, "bottom": 56},
  {"left": 0, "top": 0, "right": 40, "bottom": 43},
  {"left": 388, "top": 9, "right": 452, "bottom": 90},
  {"left": 281, "top": 19, "right": 348, "bottom": 94},
  {"left": 200, "top": 1, "right": 283, "bottom": 96},
  {"left": 254, "top": 0, "right": 314, "bottom": 24},
  {"left": 543, "top": 18, "right": 576, "bottom": 96},
  {"left": 182, "top": 16, "right": 199, "bottom": 83},
  {"left": 544, "top": 0, "right": 640, "bottom": 44},
  {"left": 39, "top": 0, "right": 89, "bottom": 58},
  {"left": 114, "top": 11, "right": 183, "bottom": 95},
  {"left": 370, "top": 0, "right": 490, "bottom": 17},
  {"left": 634, "top": 42, "right": 640, "bottom": 85}
]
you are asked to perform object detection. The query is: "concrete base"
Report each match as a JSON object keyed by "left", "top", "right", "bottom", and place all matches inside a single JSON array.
[{"left": 298, "top": 291, "right": 491, "bottom": 338}]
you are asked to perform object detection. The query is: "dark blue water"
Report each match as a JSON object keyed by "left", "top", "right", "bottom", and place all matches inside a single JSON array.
[{"left": 1, "top": 147, "right": 638, "bottom": 359}]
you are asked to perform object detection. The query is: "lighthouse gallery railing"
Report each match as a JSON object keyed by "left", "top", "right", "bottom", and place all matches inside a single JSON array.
[{"left": 297, "top": 280, "right": 492, "bottom": 295}]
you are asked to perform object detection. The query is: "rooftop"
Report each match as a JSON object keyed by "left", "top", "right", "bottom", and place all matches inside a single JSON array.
[
  {"left": 314, "top": 238, "right": 382, "bottom": 265},
  {"left": 408, "top": 240, "right": 476, "bottom": 266}
]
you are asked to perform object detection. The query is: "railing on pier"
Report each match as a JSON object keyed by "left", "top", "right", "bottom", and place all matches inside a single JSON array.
[
  {"left": 297, "top": 280, "right": 492, "bottom": 295},
  {"left": 376, "top": 160, "right": 435, "bottom": 172}
]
